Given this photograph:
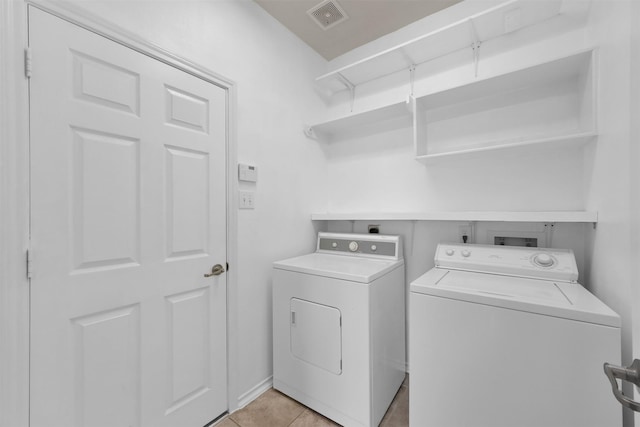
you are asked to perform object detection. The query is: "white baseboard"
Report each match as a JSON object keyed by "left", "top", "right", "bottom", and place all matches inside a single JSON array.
[{"left": 234, "top": 376, "right": 273, "bottom": 411}]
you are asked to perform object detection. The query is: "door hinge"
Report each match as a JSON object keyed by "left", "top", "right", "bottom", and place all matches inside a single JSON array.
[
  {"left": 26, "top": 249, "right": 33, "bottom": 279},
  {"left": 25, "top": 48, "right": 32, "bottom": 79}
]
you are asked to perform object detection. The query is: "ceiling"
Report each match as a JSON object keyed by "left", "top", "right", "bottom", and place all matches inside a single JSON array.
[{"left": 254, "top": 0, "right": 464, "bottom": 60}]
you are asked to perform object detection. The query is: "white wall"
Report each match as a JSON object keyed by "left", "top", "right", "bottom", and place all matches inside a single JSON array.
[
  {"left": 320, "top": 1, "right": 591, "bottom": 214},
  {"left": 317, "top": 0, "right": 630, "bottom": 279},
  {"left": 53, "top": 0, "right": 329, "bottom": 409}
]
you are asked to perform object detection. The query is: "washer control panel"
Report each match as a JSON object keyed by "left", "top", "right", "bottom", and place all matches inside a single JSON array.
[
  {"left": 435, "top": 243, "right": 578, "bottom": 282},
  {"left": 317, "top": 232, "right": 402, "bottom": 259}
]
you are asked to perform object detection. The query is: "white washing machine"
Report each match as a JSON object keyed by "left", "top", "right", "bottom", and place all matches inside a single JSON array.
[
  {"left": 410, "top": 243, "right": 621, "bottom": 427},
  {"left": 273, "top": 232, "right": 405, "bottom": 427}
]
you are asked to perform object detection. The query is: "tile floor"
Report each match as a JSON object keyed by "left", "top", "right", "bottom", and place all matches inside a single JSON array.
[{"left": 215, "top": 376, "right": 408, "bottom": 427}]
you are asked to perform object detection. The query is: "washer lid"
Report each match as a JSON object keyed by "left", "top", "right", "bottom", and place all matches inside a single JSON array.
[
  {"left": 274, "top": 253, "right": 403, "bottom": 283},
  {"left": 411, "top": 268, "right": 620, "bottom": 327}
]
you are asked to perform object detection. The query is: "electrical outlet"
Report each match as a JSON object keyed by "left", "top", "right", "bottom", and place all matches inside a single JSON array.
[
  {"left": 238, "top": 191, "right": 255, "bottom": 209},
  {"left": 459, "top": 224, "right": 471, "bottom": 244}
]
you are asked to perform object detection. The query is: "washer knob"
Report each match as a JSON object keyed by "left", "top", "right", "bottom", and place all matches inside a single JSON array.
[
  {"left": 348, "top": 241, "right": 359, "bottom": 252},
  {"left": 332, "top": 242, "right": 338, "bottom": 248},
  {"left": 446, "top": 249, "right": 455, "bottom": 256},
  {"left": 534, "top": 253, "right": 554, "bottom": 267},
  {"left": 461, "top": 249, "right": 471, "bottom": 258},
  {"left": 371, "top": 244, "right": 377, "bottom": 252}
]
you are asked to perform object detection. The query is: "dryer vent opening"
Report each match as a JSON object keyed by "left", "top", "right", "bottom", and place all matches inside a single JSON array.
[{"left": 307, "top": 0, "right": 349, "bottom": 30}]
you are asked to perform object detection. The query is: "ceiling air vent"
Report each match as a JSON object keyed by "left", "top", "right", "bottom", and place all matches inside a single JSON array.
[{"left": 307, "top": 0, "right": 349, "bottom": 31}]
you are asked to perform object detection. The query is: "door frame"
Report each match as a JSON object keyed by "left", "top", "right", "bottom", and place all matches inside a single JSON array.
[{"left": 0, "top": 2, "right": 240, "bottom": 426}]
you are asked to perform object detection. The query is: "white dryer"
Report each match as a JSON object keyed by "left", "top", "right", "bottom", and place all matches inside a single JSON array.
[
  {"left": 273, "top": 232, "right": 405, "bottom": 427},
  {"left": 410, "top": 243, "right": 621, "bottom": 427}
]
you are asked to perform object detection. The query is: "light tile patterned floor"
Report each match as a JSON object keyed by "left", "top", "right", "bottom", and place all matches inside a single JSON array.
[{"left": 216, "top": 376, "right": 408, "bottom": 427}]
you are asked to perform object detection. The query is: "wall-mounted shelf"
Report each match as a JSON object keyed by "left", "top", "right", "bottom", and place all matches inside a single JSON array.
[
  {"left": 315, "top": 0, "right": 563, "bottom": 95},
  {"left": 413, "top": 48, "right": 597, "bottom": 161},
  {"left": 311, "top": 211, "right": 598, "bottom": 223},
  {"left": 307, "top": 49, "right": 597, "bottom": 162},
  {"left": 416, "top": 131, "right": 596, "bottom": 163},
  {"left": 305, "top": 100, "right": 411, "bottom": 141}
]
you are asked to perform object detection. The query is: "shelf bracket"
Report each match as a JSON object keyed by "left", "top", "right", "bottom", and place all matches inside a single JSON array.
[
  {"left": 468, "top": 18, "right": 482, "bottom": 78},
  {"left": 408, "top": 64, "right": 416, "bottom": 97},
  {"left": 336, "top": 73, "right": 356, "bottom": 113},
  {"left": 543, "top": 223, "right": 556, "bottom": 247},
  {"left": 405, "top": 94, "right": 415, "bottom": 113},
  {"left": 404, "top": 65, "right": 417, "bottom": 112}
]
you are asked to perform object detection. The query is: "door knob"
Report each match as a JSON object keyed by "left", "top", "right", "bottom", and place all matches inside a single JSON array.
[{"left": 204, "top": 264, "right": 225, "bottom": 277}]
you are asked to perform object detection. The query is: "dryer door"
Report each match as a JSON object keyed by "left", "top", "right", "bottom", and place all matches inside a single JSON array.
[{"left": 291, "top": 298, "right": 342, "bottom": 375}]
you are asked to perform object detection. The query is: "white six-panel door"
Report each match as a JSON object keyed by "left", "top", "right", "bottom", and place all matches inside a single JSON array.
[{"left": 29, "top": 7, "right": 227, "bottom": 427}]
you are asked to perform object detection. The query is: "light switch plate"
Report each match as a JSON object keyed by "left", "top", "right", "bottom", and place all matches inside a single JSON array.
[{"left": 239, "top": 191, "right": 255, "bottom": 209}]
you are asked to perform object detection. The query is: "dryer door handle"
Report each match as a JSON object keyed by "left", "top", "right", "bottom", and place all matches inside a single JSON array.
[{"left": 604, "top": 359, "right": 640, "bottom": 412}]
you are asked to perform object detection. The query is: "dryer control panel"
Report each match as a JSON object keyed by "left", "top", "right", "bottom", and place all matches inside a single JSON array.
[
  {"left": 435, "top": 243, "right": 578, "bottom": 282},
  {"left": 317, "top": 232, "right": 402, "bottom": 260}
]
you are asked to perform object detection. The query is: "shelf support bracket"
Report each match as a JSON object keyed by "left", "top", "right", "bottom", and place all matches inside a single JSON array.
[
  {"left": 409, "top": 64, "right": 416, "bottom": 97},
  {"left": 336, "top": 73, "right": 356, "bottom": 113},
  {"left": 542, "top": 223, "right": 557, "bottom": 247},
  {"left": 405, "top": 65, "right": 417, "bottom": 111},
  {"left": 468, "top": 18, "right": 482, "bottom": 78}
]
